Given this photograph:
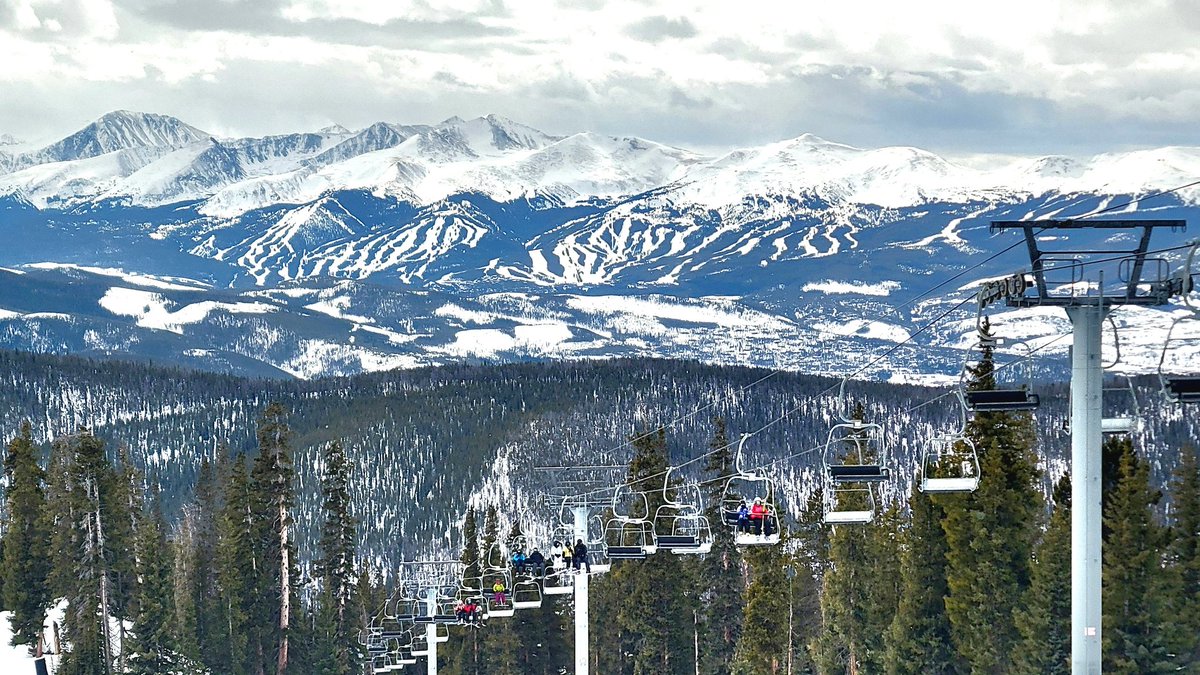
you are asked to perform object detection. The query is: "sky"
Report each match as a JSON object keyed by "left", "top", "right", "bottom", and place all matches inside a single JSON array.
[{"left": 1, "top": 0, "right": 1199, "bottom": 156}]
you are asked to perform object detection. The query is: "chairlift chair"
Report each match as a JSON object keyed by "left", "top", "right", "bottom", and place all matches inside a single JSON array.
[
  {"left": 652, "top": 468, "right": 715, "bottom": 553},
  {"left": 822, "top": 379, "right": 890, "bottom": 525},
  {"left": 542, "top": 568, "right": 574, "bottom": 595},
  {"left": 604, "top": 485, "right": 657, "bottom": 559},
  {"left": 511, "top": 578, "right": 544, "bottom": 609},
  {"left": 720, "top": 435, "right": 782, "bottom": 544},
  {"left": 920, "top": 390, "right": 980, "bottom": 493},
  {"left": 1152, "top": 241, "right": 1200, "bottom": 398},
  {"left": 962, "top": 307, "right": 1041, "bottom": 412}
]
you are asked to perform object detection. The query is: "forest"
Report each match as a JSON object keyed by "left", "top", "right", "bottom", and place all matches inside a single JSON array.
[{"left": 0, "top": 346, "right": 1198, "bottom": 674}]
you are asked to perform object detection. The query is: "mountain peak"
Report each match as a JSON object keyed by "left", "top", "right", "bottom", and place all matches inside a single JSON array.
[
  {"left": 20, "top": 110, "right": 210, "bottom": 168},
  {"left": 0, "top": 133, "right": 20, "bottom": 146}
]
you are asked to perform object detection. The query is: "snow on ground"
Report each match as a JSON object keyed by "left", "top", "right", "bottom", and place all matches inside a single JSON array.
[
  {"left": 98, "top": 287, "right": 276, "bottom": 333},
  {"left": 813, "top": 318, "right": 912, "bottom": 343},
  {"left": 0, "top": 308, "right": 21, "bottom": 319},
  {"left": 802, "top": 280, "right": 901, "bottom": 296},
  {"left": 566, "top": 295, "right": 791, "bottom": 328},
  {"left": 0, "top": 600, "right": 66, "bottom": 674},
  {"left": 303, "top": 295, "right": 375, "bottom": 323},
  {"left": 438, "top": 323, "right": 575, "bottom": 358},
  {"left": 26, "top": 263, "right": 209, "bottom": 291}
]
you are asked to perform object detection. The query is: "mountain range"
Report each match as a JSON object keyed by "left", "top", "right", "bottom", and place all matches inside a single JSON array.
[{"left": 1, "top": 110, "right": 1198, "bottom": 381}]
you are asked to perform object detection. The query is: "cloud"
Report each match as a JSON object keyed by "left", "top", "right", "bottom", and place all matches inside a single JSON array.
[{"left": 625, "top": 15, "right": 696, "bottom": 43}]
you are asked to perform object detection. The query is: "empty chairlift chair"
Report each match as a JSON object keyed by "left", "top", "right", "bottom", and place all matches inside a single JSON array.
[
  {"left": 1158, "top": 248, "right": 1200, "bottom": 403},
  {"left": 604, "top": 485, "right": 657, "bottom": 559},
  {"left": 920, "top": 390, "right": 980, "bottom": 493},
  {"left": 652, "top": 468, "right": 714, "bottom": 554},
  {"left": 511, "top": 578, "right": 544, "bottom": 609},
  {"left": 823, "top": 421, "right": 888, "bottom": 524},
  {"left": 961, "top": 327, "right": 1041, "bottom": 412}
]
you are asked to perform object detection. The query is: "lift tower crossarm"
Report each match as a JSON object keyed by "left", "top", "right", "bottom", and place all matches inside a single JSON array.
[{"left": 990, "top": 219, "right": 1185, "bottom": 307}]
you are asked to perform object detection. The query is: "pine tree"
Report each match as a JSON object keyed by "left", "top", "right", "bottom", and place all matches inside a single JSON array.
[
  {"left": 251, "top": 402, "right": 298, "bottom": 675},
  {"left": 214, "top": 454, "right": 254, "bottom": 675},
  {"left": 444, "top": 506, "right": 483, "bottom": 675},
  {"left": 192, "top": 454, "right": 226, "bottom": 667},
  {"left": 941, "top": 327, "right": 1042, "bottom": 674},
  {"left": 127, "top": 487, "right": 177, "bottom": 674},
  {"left": 1163, "top": 445, "right": 1200, "bottom": 666},
  {"left": 815, "top": 404, "right": 900, "bottom": 675},
  {"left": 613, "top": 428, "right": 693, "bottom": 674},
  {"left": 317, "top": 440, "right": 358, "bottom": 675},
  {"left": 1102, "top": 436, "right": 1173, "bottom": 673},
  {"left": 698, "top": 416, "right": 744, "bottom": 675},
  {"left": 1, "top": 421, "right": 51, "bottom": 652},
  {"left": 733, "top": 541, "right": 791, "bottom": 675},
  {"left": 885, "top": 482, "right": 960, "bottom": 675},
  {"left": 46, "top": 428, "right": 131, "bottom": 675},
  {"left": 1010, "top": 475, "right": 1071, "bottom": 675}
]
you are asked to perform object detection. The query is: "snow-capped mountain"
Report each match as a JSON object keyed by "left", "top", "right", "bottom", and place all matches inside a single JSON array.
[{"left": 0, "top": 110, "right": 1198, "bottom": 380}]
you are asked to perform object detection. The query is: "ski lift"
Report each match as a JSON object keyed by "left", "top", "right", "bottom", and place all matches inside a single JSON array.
[
  {"left": 604, "top": 484, "right": 657, "bottom": 559},
  {"left": 962, "top": 303, "right": 1040, "bottom": 411},
  {"left": 542, "top": 567, "right": 574, "bottom": 596},
  {"left": 822, "top": 381, "right": 890, "bottom": 524},
  {"left": 653, "top": 467, "right": 714, "bottom": 553},
  {"left": 920, "top": 390, "right": 980, "bottom": 493},
  {"left": 1159, "top": 242, "right": 1200, "bottom": 403},
  {"left": 511, "top": 578, "right": 544, "bottom": 609},
  {"left": 720, "top": 434, "right": 781, "bottom": 544}
]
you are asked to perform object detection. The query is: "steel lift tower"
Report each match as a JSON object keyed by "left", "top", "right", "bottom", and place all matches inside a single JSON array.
[
  {"left": 986, "top": 218, "right": 1187, "bottom": 675},
  {"left": 534, "top": 464, "right": 624, "bottom": 675}
]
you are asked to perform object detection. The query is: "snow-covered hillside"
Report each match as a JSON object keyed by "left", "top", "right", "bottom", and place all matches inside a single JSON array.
[{"left": 0, "top": 110, "right": 1198, "bottom": 380}]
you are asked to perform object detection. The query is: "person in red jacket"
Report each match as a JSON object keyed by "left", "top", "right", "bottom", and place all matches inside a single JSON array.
[{"left": 749, "top": 497, "right": 773, "bottom": 536}]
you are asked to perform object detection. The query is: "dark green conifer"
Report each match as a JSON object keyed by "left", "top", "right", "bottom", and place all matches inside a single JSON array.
[
  {"left": 1102, "top": 436, "right": 1173, "bottom": 673},
  {"left": 941, "top": 326, "right": 1042, "bottom": 673},
  {"left": 1011, "top": 475, "right": 1072, "bottom": 675},
  {"left": 1163, "top": 445, "right": 1200, "bottom": 665},
  {"left": 885, "top": 482, "right": 960, "bottom": 675},
  {"left": 698, "top": 416, "right": 744, "bottom": 675},
  {"left": 127, "top": 488, "right": 176, "bottom": 674},
  {"left": 1, "top": 421, "right": 51, "bottom": 652},
  {"left": 317, "top": 440, "right": 358, "bottom": 675}
]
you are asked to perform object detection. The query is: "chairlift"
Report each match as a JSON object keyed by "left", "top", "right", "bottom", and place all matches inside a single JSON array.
[
  {"left": 962, "top": 306, "right": 1041, "bottom": 412},
  {"left": 511, "top": 578, "right": 544, "bottom": 609},
  {"left": 719, "top": 434, "right": 782, "bottom": 544},
  {"left": 653, "top": 467, "right": 714, "bottom": 553},
  {"left": 604, "top": 484, "right": 657, "bottom": 559},
  {"left": 920, "top": 390, "right": 980, "bottom": 493},
  {"left": 822, "top": 380, "right": 890, "bottom": 524},
  {"left": 542, "top": 568, "right": 574, "bottom": 596},
  {"left": 1158, "top": 243, "right": 1200, "bottom": 403}
]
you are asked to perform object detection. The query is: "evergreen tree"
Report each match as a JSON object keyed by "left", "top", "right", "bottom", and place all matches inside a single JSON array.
[
  {"left": 1102, "top": 436, "right": 1173, "bottom": 673},
  {"left": 1010, "top": 475, "right": 1071, "bottom": 675},
  {"left": 609, "top": 427, "right": 694, "bottom": 674},
  {"left": 172, "top": 508, "right": 200, "bottom": 664},
  {"left": 814, "top": 404, "right": 900, "bottom": 675},
  {"left": 1, "top": 421, "right": 50, "bottom": 652},
  {"left": 251, "top": 402, "right": 298, "bottom": 675},
  {"left": 213, "top": 455, "right": 254, "bottom": 675},
  {"left": 885, "top": 482, "right": 960, "bottom": 675},
  {"left": 127, "top": 488, "right": 177, "bottom": 674},
  {"left": 192, "top": 454, "right": 226, "bottom": 667},
  {"left": 698, "top": 416, "right": 744, "bottom": 675},
  {"left": 941, "top": 327, "right": 1042, "bottom": 674},
  {"left": 444, "top": 506, "right": 483, "bottom": 675},
  {"left": 46, "top": 428, "right": 130, "bottom": 675},
  {"left": 733, "top": 540, "right": 791, "bottom": 675},
  {"left": 317, "top": 440, "right": 358, "bottom": 675},
  {"left": 1163, "top": 445, "right": 1200, "bottom": 666}
]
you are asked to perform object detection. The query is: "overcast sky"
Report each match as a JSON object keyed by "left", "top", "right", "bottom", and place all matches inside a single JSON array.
[{"left": 2, "top": 0, "right": 1199, "bottom": 156}]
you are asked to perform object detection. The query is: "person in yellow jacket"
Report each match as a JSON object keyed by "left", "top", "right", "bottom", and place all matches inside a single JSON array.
[{"left": 492, "top": 578, "right": 507, "bottom": 605}]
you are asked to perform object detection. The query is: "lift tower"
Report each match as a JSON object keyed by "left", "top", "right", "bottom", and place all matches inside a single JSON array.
[
  {"left": 986, "top": 218, "right": 1186, "bottom": 675},
  {"left": 533, "top": 464, "right": 624, "bottom": 675}
]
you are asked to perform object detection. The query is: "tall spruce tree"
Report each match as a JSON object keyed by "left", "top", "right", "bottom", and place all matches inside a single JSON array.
[
  {"left": 941, "top": 327, "right": 1041, "bottom": 674},
  {"left": 191, "top": 454, "right": 226, "bottom": 667},
  {"left": 1101, "top": 436, "right": 1173, "bottom": 673},
  {"left": 214, "top": 454, "right": 254, "bottom": 675},
  {"left": 127, "top": 487, "right": 177, "bottom": 674},
  {"left": 46, "top": 428, "right": 131, "bottom": 675},
  {"left": 885, "top": 482, "right": 960, "bottom": 675},
  {"left": 316, "top": 440, "right": 358, "bottom": 675},
  {"left": 251, "top": 402, "right": 298, "bottom": 675},
  {"left": 444, "top": 506, "right": 484, "bottom": 675},
  {"left": 815, "top": 404, "right": 900, "bottom": 675},
  {"left": 698, "top": 416, "right": 744, "bottom": 675},
  {"left": 1011, "top": 475, "right": 1072, "bottom": 675},
  {"left": 1, "top": 421, "right": 51, "bottom": 652},
  {"left": 1163, "top": 445, "right": 1200, "bottom": 666},
  {"left": 733, "top": 538, "right": 798, "bottom": 675}
]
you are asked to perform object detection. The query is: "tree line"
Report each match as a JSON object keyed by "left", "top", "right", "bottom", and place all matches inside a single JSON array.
[{"left": 0, "top": 347, "right": 1197, "bottom": 673}]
